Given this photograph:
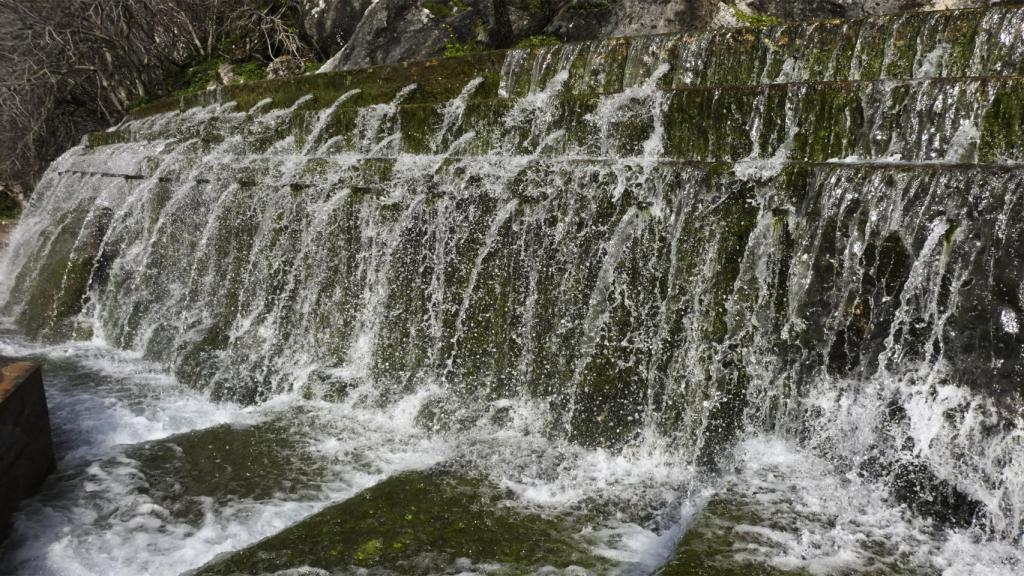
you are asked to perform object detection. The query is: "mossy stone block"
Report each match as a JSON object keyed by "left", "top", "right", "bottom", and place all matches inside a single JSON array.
[
  {"left": 656, "top": 497, "right": 810, "bottom": 576},
  {"left": 194, "top": 466, "right": 600, "bottom": 576}
]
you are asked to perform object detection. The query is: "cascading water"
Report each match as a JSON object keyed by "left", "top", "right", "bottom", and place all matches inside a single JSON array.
[{"left": 1, "top": 5, "right": 1023, "bottom": 576}]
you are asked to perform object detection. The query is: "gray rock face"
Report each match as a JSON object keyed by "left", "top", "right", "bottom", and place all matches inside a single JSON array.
[
  {"left": 328, "top": 0, "right": 455, "bottom": 71},
  {"left": 313, "top": 0, "right": 1014, "bottom": 72},
  {"left": 548, "top": 0, "right": 713, "bottom": 41},
  {"left": 294, "top": 0, "right": 375, "bottom": 57}
]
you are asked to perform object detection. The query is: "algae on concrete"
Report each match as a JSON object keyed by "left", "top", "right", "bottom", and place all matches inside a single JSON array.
[
  {"left": 125, "top": 412, "right": 328, "bottom": 526},
  {"left": 194, "top": 465, "right": 603, "bottom": 576}
]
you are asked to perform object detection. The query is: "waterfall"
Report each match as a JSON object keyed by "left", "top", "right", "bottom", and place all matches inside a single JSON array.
[{"left": 2, "top": 5, "right": 1023, "bottom": 575}]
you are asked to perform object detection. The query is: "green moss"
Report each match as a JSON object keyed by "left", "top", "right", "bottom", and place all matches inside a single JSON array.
[
  {"left": 124, "top": 413, "right": 327, "bottom": 525},
  {"left": 13, "top": 205, "right": 113, "bottom": 340},
  {"left": 127, "top": 52, "right": 504, "bottom": 120},
  {"left": 424, "top": 0, "right": 452, "bottom": 19},
  {"left": 444, "top": 37, "right": 470, "bottom": 57},
  {"left": 979, "top": 80, "right": 1024, "bottom": 162},
  {"left": 173, "top": 57, "right": 225, "bottom": 96},
  {"left": 302, "top": 59, "right": 322, "bottom": 74},
  {"left": 235, "top": 61, "right": 268, "bottom": 83},
  {"left": 443, "top": 34, "right": 485, "bottom": 58},
  {"left": 515, "top": 35, "right": 561, "bottom": 49},
  {"left": 195, "top": 466, "right": 602, "bottom": 575},
  {"left": 732, "top": 6, "right": 782, "bottom": 28}
]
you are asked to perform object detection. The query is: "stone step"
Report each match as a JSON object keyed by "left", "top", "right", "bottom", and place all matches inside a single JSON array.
[
  {"left": 127, "top": 50, "right": 507, "bottom": 120},
  {"left": 122, "top": 6, "right": 1024, "bottom": 126},
  {"left": 90, "top": 73, "right": 1024, "bottom": 166},
  {"left": 57, "top": 152, "right": 1024, "bottom": 189},
  {"left": 503, "top": 5, "right": 1024, "bottom": 98},
  {"left": 192, "top": 465, "right": 603, "bottom": 576}
]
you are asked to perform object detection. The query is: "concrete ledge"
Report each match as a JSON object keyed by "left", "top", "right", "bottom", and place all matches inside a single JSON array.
[{"left": 0, "top": 358, "right": 55, "bottom": 542}]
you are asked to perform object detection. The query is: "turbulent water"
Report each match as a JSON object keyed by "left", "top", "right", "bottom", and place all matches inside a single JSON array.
[{"left": 2, "top": 5, "right": 1024, "bottom": 576}]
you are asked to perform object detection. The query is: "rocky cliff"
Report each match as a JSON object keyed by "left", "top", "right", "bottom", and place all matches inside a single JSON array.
[{"left": 298, "top": 0, "right": 1018, "bottom": 71}]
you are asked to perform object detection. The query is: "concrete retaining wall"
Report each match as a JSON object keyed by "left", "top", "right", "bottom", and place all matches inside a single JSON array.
[{"left": 0, "top": 358, "right": 55, "bottom": 541}]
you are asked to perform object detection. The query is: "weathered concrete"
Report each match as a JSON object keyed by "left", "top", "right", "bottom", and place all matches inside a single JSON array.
[{"left": 0, "top": 358, "right": 55, "bottom": 541}]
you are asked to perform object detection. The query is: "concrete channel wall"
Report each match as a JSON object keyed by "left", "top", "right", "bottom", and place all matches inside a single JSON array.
[{"left": 0, "top": 358, "right": 55, "bottom": 541}]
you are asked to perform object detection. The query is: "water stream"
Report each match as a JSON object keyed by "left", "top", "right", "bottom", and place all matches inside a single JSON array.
[{"left": 2, "top": 6, "right": 1024, "bottom": 575}]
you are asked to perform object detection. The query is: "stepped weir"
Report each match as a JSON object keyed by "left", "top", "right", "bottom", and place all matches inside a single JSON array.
[{"left": 1, "top": 5, "right": 1023, "bottom": 576}]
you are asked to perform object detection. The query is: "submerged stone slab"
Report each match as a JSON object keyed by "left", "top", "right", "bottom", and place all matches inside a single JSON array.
[
  {"left": 193, "top": 466, "right": 602, "bottom": 576},
  {"left": 657, "top": 477, "right": 937, "bottom": 576},
  {"left": 123, "top": 412, "right": 329, "bottom": 526},
  {"left": 0, "top": 358, "right": 55, "bottom": 541}
]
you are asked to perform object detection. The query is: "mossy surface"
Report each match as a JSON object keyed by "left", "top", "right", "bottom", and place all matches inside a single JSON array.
[
  {"left": 516, "top": 35, "right": 562, "bottom": 49},
  {"left": 125, "top": 412, "right": 327, "bottom": 525},
  {"left": 194, "top": 466, "right": 602, "bottom": 576},
  {"left": 658, "top": 483, "right": 935, "bottom": 576},
  {"left": 130, "top": 51, "right": 506, "bottom": 120},
  {"left": 656, "top": 497, "right": 810, "bottom": 576},
  {"left": 12, "top": 204, "right": 112, "bottom": 340}
]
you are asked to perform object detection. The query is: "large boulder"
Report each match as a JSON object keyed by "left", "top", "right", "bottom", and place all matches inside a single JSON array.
[
  {"left": 315, "top": 1, "right": 1011, "bottom": 73},
  {"left": 327, "top": 0, "right": 456, "bottom": 71},
  {"left": 547, "top": 0, "right": 714, "bottom": 41},
  {"left": 293, "top": 0, "right": 375, "bottom": 58}
]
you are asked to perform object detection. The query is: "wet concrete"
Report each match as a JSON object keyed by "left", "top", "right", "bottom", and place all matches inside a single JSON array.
[{"left": 0, "top": 358, "right": 55, "bottom": 542}]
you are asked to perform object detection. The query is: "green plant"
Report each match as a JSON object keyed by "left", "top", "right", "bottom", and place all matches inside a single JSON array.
[
  {"left": 442, "top": 32, "right": 483, "bottom": 58},
  {"left": 515, "top": 35, "right": 562, "bottom": 49},
  {"left": 127, "top": 94, "right": 158, "bottom": 111},
  {"left": 443, "top": 38, "right": 468, "bottom": 57},
  {"left": 236, "top": 61, "right": 268, "bottom": 83},
  {"left": 732, "top": 5, "right": 781, "bottom": 27},
  {"left": 172, "top": 57, "right": 225, "bottom": 96},
  {"left": 423, "top": 0, "right": 453, "bottom": 19}
]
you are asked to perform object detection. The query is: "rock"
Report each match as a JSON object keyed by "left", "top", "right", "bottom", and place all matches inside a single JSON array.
[
  {"left": 0, "top": 359, "right": 54, "bottom": 542},
  {"left": 217, "top": 63, "right": 240, "bottom": 85},
  {"left": 267, "top": 55, "right": 306, "bottom": 80},
  {"left": 193, "top": 465, "right": 602, "bottom": 575},
  {"left": 547, "top": 0, "right": 714, "bottom": 41},
  {"left": 325, "top": 0, "right": 467, "bottom": 71},
  {"left": 314, "top": 0, "right": 1015, "bottom": 74},
  {"left": 295, "top": 0, "right": 375, "bottom": 58}
]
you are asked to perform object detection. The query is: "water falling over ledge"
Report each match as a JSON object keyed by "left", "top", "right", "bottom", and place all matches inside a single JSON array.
[{"left": 1, "top": 5, "right": 1023, "bottom": 576}]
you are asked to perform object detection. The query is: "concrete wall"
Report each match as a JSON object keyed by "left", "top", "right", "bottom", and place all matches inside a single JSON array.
[{"left": 0, "top": 358, "right": 55, "bottom": 541}]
